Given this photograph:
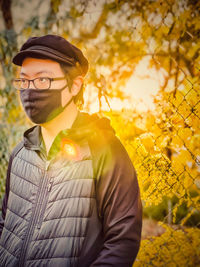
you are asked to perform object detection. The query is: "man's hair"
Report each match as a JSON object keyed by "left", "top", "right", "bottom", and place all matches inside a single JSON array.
[{"left": 60, "top": 63, "right": 84, "bottom": 107}]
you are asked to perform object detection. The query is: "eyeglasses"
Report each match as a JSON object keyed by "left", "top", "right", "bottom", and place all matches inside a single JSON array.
[{"left": 13, "top": 77, "right": 67, "bottom": 90}]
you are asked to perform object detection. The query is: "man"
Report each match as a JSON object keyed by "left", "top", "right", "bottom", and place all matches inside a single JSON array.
[{"left": 0, "top": 35, "right": 142, "bottom": 267}]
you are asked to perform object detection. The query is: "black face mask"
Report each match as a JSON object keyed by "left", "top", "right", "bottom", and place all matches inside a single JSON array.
[{"left": 20, "top": 86, "right": 74, "bottom": 124}]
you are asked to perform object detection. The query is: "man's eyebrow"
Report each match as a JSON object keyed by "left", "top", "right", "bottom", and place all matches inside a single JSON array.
[
  {"left": 35, "top": 71, "right": 54, "bottom": 75},
  {"left": 20, "top": 72, "right": 28, "bottom": 77},
  {"left": 20, "top": 71, "right": 54, "bottom": 77}
]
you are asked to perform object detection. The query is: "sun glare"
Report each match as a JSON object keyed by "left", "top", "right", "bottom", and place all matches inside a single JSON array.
[
  {"left": 86, "top": 57, "right": 165, "bottom": 113},
  {"left": 112, "top": 57, "right": 165, "bottom": 112}
]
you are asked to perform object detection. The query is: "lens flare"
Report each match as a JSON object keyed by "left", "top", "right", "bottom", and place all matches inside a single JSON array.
[
  {"left": 61, "top": 138, "right": 80, "bottom": 160},
  {"left": 64, "top": 143, "right": 76, "bottom": 156}
]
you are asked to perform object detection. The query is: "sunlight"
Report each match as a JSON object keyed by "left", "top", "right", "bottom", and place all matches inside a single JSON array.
[
  {"left": 112, "top": 57, "right": 165, "bottom": 112},
  {"left": 85, "top": 57, "right": 166, "bottom": 113}
]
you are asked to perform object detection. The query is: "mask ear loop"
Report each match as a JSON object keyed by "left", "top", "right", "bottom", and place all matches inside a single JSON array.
[
  {"left": 65, "top": 72, "right": 84, "bottom": 108},
  {"left": 61, "top": 74, "right": 74, "bottom": 109},
  {"left": 62, "top": 95, "right": 74, "bottom": 109},
  {"left": 63, "top": 73, "right": 84, "bottom": 109},
  {"left": 65, "top": 73, "right": 73, "bottom": 90}
]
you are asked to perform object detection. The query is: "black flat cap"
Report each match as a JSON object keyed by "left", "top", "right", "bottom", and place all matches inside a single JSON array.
[{"left": 12, "top": 34, "right": 89, "bottom": 76}]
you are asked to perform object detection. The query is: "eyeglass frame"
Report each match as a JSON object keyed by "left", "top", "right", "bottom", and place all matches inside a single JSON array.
[{"left": 13, "top": 76, "right": 68, "bottom": 90}]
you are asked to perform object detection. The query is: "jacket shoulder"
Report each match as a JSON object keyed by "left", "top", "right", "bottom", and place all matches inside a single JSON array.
[{"left": 10, "top": 141, "right": 24, "bottom": 159}]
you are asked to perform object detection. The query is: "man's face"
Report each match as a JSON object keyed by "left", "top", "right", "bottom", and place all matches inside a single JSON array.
[{"left": 20, "top": 57, "right": 73, "bottom": 107}]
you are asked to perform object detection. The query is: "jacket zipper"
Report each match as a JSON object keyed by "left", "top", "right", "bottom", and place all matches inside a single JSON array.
[
  {"left": 18, "top": 161, "right": 50, "bottom": 267},
  {"left": 37, "top": 176, "right": 54, "bottom": 229}
]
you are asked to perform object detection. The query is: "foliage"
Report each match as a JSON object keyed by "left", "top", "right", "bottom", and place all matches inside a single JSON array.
[
  {"left": 135, "top": 225, "right": 200, "bottom": 267},
  {"left": 108, "top": 106, "right": 200, "bottom": 226},
  {"left": 143, "top": 196, "right": 200, "bottom": 226},
  {"left": 0, "top": 125, "right": 9, "bottom": 200}
]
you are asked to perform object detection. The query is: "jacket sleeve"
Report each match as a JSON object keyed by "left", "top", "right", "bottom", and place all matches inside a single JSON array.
[
  {"left": 0, "top": 141, "right": 23, "bottom": 238},
  {"left": 90, "top": 135, "right": 142, "bottom": 267},
  {"left": 0, "top": 155, "right": 12, "bottom": 238}
]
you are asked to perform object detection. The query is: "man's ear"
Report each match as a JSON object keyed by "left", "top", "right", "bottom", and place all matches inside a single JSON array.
[{"left": 71, "top": 76, "right": 83, "bottom": 96}]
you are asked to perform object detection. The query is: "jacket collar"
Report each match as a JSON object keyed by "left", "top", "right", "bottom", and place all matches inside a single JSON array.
[
  {"left": 23, "top": 125, "right": 42, "bottom": 150},
  {"left": 23, "top": 111, "right": 90, "bottom": 151},
  {"left": 23, "top": 111, "right": 115, "bottom": 151}
]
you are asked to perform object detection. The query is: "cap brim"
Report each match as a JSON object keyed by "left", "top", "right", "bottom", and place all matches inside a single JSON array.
[{"left": 12, "top": 49, "right": 74, "bottom": 66}]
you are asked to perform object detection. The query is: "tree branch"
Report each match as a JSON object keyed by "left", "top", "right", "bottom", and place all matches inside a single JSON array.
[{"left": 0, "top": 0, "right": 13, "bottom": 29}]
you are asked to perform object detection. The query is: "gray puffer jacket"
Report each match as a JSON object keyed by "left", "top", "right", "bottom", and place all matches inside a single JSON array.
[{"left": 0, "top": 112, "right": 142, "bottom": 267}]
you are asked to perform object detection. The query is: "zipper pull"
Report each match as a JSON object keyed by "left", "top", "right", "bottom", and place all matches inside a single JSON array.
[
  {"left": 47, "top": 180, "right": 53, "bottom": 192},
  {"left": 45, "top": 160, "right": 51, "bottom": 171}
]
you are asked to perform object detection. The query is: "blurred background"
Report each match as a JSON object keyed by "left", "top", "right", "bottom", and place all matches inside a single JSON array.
[{"left": 0, "top": 0, "right": 200, "bottom": 266}]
